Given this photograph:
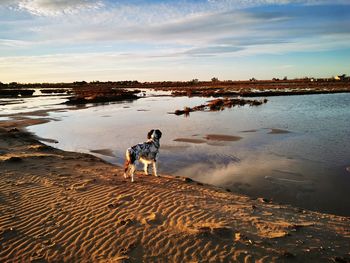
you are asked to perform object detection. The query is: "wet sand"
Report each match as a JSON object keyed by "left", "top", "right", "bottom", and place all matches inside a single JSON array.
[
  {"left": 173, "top": 134, "right": 242, "bottom": 145},
  {"left": 205, "top": 134, "right": 243, "bottom": 141},
  {"left": 90, "top": 149, "right": 116, "bottom": 158},
  {"left": 268, "top": 128, "right": 291, "bottom": 134},
  {"left": 0, "top": 119, "right": 350, "bottom": 262},
  {"left": 173, "top": 138, "right": 207, "bottom": 144},
  {"left": 241, "top": 129, "right": 258, "bottom": 133}
]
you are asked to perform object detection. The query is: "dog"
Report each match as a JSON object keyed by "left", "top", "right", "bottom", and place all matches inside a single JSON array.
[{"left": 124, "top": 129, "right": 162, "bottom": 182}]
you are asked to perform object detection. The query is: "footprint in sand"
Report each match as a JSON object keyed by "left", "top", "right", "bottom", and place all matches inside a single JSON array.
[
  {"left": 70, "top": 179, "right": 95, "bottom": 191},
  {"left": 187, "top": 223, "right": 233, "bottom": 239},
  {"left": 117, "top": 194, "right": 134, "bottom": 202},
  {"left": 30, "top": 251, "right": 45, "bottom": 261},
  {"left": 141, "top": 212, "right": 163, "bottom": 226},
  {"left": 107, "top": 201, "right": 123, "bottom": 209},
  {"left": 0, "top": 227, "right": 17, "bottom": 239},
  {"left": 117, "top": 218, "right": 134, "bottom": 227},
  {"left": 265, "top": 231, "right": 289, "bottom": 239},
  {"left": 107, "top": 194, "right": 134, "bottom": 209}
]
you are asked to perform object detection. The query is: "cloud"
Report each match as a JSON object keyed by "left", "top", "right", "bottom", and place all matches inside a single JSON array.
[
  {"left": 35, "top": 4, "right": 348, "bottom": 56},
  {"left": 0, "top": 38, "right": 33, "bottom": 47},
  {"left": 0, "top": 50, "right": 205, "bottom": 83},
  {"left": 1, "top": 0, "right": 349, "bottom": 82},
  {"left": 1, "top": 2, "right": 349, "bottom": 59},
  {"left": 2, "top": 2, "right": 349, "bottom": 59},
  {"left": 184, "top": 45, "right": 244, "bottom": 57},
  {"left": 1, "top": 0, "right": 104, "bottom": 16},
  {"left": 2, "top": 0, "right": 348, "bottom": 18},
  {"left": 35, "top": 8, "right": 288, "bottom": 45}
]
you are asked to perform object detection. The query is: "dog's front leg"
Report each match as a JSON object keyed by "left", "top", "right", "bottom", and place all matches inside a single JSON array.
[
  {"left": 152, "top": 161, "right": 158, "bottom": 177},
  {"left": 144, "top": 162, "right": 149, "bottom": 176}
]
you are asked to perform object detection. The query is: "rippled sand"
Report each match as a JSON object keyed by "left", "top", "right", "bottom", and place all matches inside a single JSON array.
[{"left": 0, "top": 121, "right": 349, "bottom": 262}]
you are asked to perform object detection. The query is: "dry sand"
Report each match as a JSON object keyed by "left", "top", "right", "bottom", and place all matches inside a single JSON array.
[{"left": 1, "top": 120, "right": 350, "bottom": 262}]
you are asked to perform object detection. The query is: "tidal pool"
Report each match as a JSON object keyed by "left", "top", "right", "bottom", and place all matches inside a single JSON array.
[{"left": 24, "top": 92, "right": 350, "bottom": 216}]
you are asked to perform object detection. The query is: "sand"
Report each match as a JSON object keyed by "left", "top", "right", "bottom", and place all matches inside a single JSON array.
[{"left": 1, "top": 120, "right": 350, "bottom": 262}]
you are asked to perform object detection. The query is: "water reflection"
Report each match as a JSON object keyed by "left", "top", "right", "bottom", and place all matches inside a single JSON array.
[{"left": 20, "top": 92, "right": 350, "bottom": 215}]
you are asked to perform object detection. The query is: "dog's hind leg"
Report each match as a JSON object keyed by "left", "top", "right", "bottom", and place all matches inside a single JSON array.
[
  {"left": 130, "top": 164, "right": 136, "bottom": 182},
  {"left": 124, "top": 162, "right": 130, "bottom": 179},
  {"left": 124, "top": 150, "right": 131, "bottom": 179}
]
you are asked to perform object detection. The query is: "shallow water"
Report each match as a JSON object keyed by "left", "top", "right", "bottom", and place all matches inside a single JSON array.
[
  {"left": 0, "top": 95, "right": 71, "bottom": 116},
  {"left": 6, "top": 92, "right": 350, "bottom": 216}
]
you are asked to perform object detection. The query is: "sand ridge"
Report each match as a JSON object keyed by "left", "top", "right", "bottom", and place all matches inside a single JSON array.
[{"left": 0, "top": 125, "right": 350, "bottom": 262}]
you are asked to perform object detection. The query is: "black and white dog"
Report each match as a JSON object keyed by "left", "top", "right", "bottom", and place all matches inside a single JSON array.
[{"left": 124, "top": 129, "right": 162, "bottom": 182}]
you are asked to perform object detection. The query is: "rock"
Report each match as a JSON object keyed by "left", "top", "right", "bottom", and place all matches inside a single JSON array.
[
  {"left": 0, "top": 227, "right": 18, "bottom": 240},
  {"left": 183, "top": 177, "right": 193, "bottom": 183},
  {"left": 211, "top": 226, "right": 233, "bottom": 239},
  {"left": 279, "top": 250, "right": 295, "bottom": 258},
  {"left": 334, "top": 256, "right": 350, "bottom": 263},
  {"left": 257, "top": 197, "right": 271, "bottom": 203},
  {"left": 234, "top": 232, "right": 241, "bottom": 241},
  {"left": 8, "top": 128, "right": 19, "bottom": 133},
  {"left": 5, "top": 156, "right": 22, "bottom": 162},
  {"left": 0, "top": 150, "right": 8, "bottom": 155},
  {"left": 107, "top": 203, "right": 116, "bottom": 209}
]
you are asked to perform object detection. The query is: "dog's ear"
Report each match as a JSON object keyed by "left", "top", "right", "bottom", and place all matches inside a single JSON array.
[
  {"left": 155, "top": 129, "right": 162, "bottom": 139},
  {"left": 147, "top": 129, "right": 155, "bottom": 139}
]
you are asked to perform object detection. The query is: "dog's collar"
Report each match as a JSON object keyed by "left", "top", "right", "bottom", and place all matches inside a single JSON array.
[{"left": 148, "top": 138, "right": 160, "bottom": 148}]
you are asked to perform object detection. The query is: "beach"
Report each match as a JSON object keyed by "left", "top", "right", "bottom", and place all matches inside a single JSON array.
[
  {"left": 1, "top": 118, "right": 349, "bottom": 262},
  {"left": 2, "top": 0, "right": 350, "bottom": 260}
]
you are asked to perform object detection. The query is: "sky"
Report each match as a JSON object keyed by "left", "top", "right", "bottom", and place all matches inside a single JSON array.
[{"left": 0, "top": 0, "right": 349, "bottom": 83}]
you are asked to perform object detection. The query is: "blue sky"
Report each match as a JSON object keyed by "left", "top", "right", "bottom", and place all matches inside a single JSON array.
[{"left": 0, "top": 0, "right": 349, "bottom": 83}]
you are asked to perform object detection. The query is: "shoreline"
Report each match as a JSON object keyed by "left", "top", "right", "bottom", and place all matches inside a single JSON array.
[
  {"left": 1, "top": 80, "right": 350, "bottom": 107},
  {"left": 1, "top": 118, "right": 349, "bottom": 262}
]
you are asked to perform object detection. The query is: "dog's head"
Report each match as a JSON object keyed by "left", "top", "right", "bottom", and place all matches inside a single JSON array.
[{"left": 147, "top": 129, "right": 162, "bottom": 140}]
